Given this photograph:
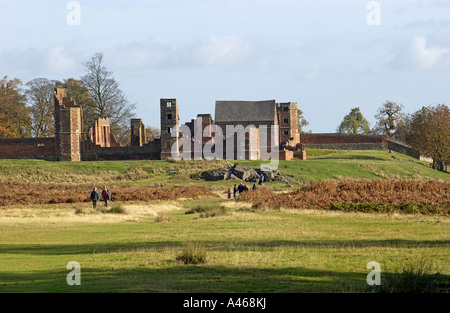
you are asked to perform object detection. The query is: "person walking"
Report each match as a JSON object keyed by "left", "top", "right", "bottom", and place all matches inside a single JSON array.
[
  {"left": 259, "top": 174, "right": 264, "bottom": 185},
  {"left": 102, "top": 186, "right": 111, "bottom": 207},
  {"left": 233, "top": 184, "right": 237, "bottom": 198},
  {"left": 227, "top": 188, "right": 231, "bottom": 199},
  {"left": 90, "top": 187, "right": 99, "bottom": 209}
]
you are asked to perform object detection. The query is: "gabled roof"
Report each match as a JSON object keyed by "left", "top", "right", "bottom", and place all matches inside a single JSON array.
[{"left": 215, "top": 100, "right": 276, "bottom": 123}]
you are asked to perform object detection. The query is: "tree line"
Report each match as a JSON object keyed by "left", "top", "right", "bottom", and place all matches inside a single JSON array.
[
  {"left": 336, "top": 102, "right": 449, "bottom": 171},
  {"left": 0, "top": 53, "right": 159, "bottom": 146}
]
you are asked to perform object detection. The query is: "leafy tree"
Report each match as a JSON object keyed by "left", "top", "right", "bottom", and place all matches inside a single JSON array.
[
  {"left": 0, "top": 76, "right": 31, "bottom": 138},
  {"left": 81, "top": 53, "right": 136, "bottom": 145},
  {"left": 337, "top": 107, "right": 370, "bottom": 134},
  {"left": 373, "top": 101, "right": 404, "bottom": 137},
  {"left": 405, "top": 104, "right": 449, "bottom": 171},
  {"left": 297, "top": 109, "right": 309, "bottom": 134},
  {"left": 25, "top": 78, "right": 56, "bottom": 138}
]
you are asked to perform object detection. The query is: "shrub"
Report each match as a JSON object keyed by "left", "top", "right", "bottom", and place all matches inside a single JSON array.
[
  {"left": 100, "top": 204, "right": 127, "bottom": 214},
  {"left": 379, "top": 259, "right": 445, "bottom": 293},
  {"left": 154, "top": 212, "right": 173, "bottom": 223},
  {"left": 176, "top": 242, "right": 207, "bottom": 264},
  {"left": 185, "top": 204, "right": 230, "bottom": 218},
  {"left": 74, "top": 208, "right": 85, "bottom": 215},
  {"left": 199, "top": 207, "right": 229, "bottom": 218}
]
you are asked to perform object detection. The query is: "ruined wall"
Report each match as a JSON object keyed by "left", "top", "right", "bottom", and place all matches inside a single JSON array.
[
  {"left": 54, "top": 88, "right": 82, "bottom": 161},
  {"left": 88, "top": 118, "right": 120, "bottom": 148},
  {"left": 387, "top": 140, "right": 420, "bottom": 159},
  {"left": 131, "top": 119, "right": 146, "bottom": 147},
  {"left": 81, "top": 139, "right": 161, "bottom": 161},
  {"left": 0, "top": 138, "right": 56, "bottom": 160},
  {"left": 301, "top": 133, "right": 387, "bottom": 150}
]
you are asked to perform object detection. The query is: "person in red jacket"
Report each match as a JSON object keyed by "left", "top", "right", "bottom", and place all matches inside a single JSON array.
[{"left": 102, "top": 186, "right": 111, "bottom": 207}]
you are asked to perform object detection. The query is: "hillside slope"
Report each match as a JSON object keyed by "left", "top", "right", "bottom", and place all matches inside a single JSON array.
[{"left": 0, "top": 150, "right": 447, "bottom": 189}]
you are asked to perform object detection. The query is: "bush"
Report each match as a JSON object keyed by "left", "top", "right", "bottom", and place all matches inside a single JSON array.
[
  {"left": 74, "top": 207, "right": 85, "bottom": 215},
  {"left": 154, "top": 212, "right": 173, "bottom": 223},
  {"left": 379, "top": 259, "right": 446, "bottom": 293},
  {"left": 185, "top": 204, "right": 230, "bottom": 218},
  {"left": 176, "top": 242, "right": 207, "bottom": 264},
  {"left": 100, "top": 204, "right": 127, "bottom": 214},
  {"left": 74, "top": 207, "right": 98, "bottom": 215},
  {"left": 199, "top": 207, "right": 229, "bottom": 218},
  {"left": 328, "top": 202, "right": 449, "bottom": 215}
]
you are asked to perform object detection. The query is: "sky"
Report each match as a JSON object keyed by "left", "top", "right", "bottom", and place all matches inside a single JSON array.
[{"left": 1, "top": 0, "right": 449, "bottom": 132}]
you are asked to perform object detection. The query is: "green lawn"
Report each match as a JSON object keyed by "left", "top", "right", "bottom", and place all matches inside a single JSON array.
[
  {"left": 0, "top": 150, "right": 448, "bottom": 293},
  {"left": 0, "top": 200, "right": 448, "bottom": 293}
]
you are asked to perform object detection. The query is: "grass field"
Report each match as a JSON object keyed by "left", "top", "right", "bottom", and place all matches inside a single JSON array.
[{"left": 0, "top": 150, "right": 448, "bottom": 293}]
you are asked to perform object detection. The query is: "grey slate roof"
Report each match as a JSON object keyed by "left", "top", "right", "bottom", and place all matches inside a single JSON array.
[{"left": 215, "top": 100, "right": 276, "bottom": 123}]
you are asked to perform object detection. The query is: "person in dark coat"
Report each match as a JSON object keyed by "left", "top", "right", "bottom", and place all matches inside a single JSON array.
[
  {"left": 90, "top": 187, "right": 99, "bottom": 209},
  {"left": 233, "top": 184, "right": 237, "bottom": 198},
  {"left": 102, "top": 186, "right": 111, "bottom": 207}
]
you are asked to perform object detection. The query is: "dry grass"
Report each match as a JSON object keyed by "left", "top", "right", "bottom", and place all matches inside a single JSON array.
[
  {"left": 0, "top": 202, "right": 183, "bottom": 225},
  {"left": 238, "top": 179, "right": 450, "bottom": 215},
  {"left": 0, "top": 183, "right": 218, "bottom": 206}
]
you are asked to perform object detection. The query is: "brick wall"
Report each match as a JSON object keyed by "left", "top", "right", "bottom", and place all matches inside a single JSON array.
[
  {"left": 0, "top": 138, "right": 56, "bottom": 160},
  {"left": 81, "top": 139, "right": 161, "bottom": 161},
  {"left": 301, "top": 133, "right": 387, "bottom": 150}
]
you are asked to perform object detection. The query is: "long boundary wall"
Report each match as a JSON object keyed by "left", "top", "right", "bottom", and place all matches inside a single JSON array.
[
  {"left": 81, "top": 139, "right": 161, "bottom": 161},
  {"left": 0, "top": 138, "right": 56, "bottom": 160}
]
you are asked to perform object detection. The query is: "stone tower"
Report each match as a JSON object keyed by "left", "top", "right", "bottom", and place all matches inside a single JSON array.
[
  {"left": 277, "top": 102, "right": 300, "bottom": 146},
  {"left": 131, "top": 118, "right": 146, "bottom": 147},
  {"left": 160, "top": 99, "right": 179, "bottom": 160},
  {"left": 54, "top": 88, "right": 82, "bottom": 161}
]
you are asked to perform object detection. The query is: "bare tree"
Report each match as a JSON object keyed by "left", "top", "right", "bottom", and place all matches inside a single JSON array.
[
  {"left": 373, "top": 101, "right": 404, "bottom": 138},
  {"left": 25, "top": 78, "right": 56, "bottom": 138},
  {"left": 81, "top": 53, "right": 136, "bottom": 145}
]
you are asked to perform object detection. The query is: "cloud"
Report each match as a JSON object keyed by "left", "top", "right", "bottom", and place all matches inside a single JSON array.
[
  {"left": 389, "top": 36, "right": 450, "bottom": 70},
  {"left": 105, "top": 35, "right": 257, "bottom": 71},
  {"left": 194, "top": 35, "right": 255, "bottom": 66},
  {"left": 47, "top": 46, "right": 77, "bottom": 73}
]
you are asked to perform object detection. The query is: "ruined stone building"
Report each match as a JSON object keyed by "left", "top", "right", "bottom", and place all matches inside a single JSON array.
[
  {"left": 0, "top": 88, "right": 307, "bottom": 161},
  {"left": 1, "top": 87, "right": 418, "bottom": 162}
]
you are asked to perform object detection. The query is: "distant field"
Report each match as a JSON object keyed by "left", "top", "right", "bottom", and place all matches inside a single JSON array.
[{"left": 0, "top": 150, "right": 448, "bottom": 293}]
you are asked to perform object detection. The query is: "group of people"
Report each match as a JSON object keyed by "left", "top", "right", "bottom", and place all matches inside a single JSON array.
[
  {"left": 90, "top": 186, "right": 111, "bottom": 209},
  {"left": 227, "top": 179, "right": 263, "bottom": 199}
]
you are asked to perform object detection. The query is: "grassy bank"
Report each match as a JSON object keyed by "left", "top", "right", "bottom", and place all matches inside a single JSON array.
[{"left": 0, "top": 150, "right": 448, "bottom": 191}]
